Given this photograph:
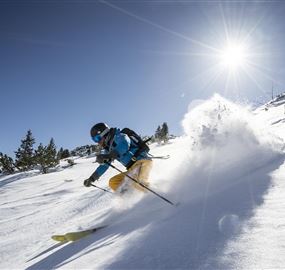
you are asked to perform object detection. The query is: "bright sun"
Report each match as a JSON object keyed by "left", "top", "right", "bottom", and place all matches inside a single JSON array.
[{"left": 220, "top": 42, "right": 247, "bottom": 70}]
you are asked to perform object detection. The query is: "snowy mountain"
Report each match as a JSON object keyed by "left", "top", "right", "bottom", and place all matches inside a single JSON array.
[{"left": 1, "top": 94, "right": 284, "bottom": 270}]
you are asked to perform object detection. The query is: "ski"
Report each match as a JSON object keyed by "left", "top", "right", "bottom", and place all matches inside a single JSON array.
[{"left": 51, "top": 226, "right": 107, "bottom": 242}]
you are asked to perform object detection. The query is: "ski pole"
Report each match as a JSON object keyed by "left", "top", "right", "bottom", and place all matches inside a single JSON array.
[
  {"left": 148, "top": 153, "right": 170, "bottom": 159},
  {"left": 106, "top": 162, "right": 175, "bottom": 206},
  {"left": 90, "top": 183, "right": 113, "bottom": 194}
]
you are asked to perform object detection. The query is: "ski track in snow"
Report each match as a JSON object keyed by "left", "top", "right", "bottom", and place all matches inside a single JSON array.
[{"left": 0, "top": 94, "right": 285, "bottom": 270}]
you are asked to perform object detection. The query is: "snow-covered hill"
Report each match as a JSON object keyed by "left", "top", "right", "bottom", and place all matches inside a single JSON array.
[{"left": 1, "top": 94, "right": 284, "bottom": 270}]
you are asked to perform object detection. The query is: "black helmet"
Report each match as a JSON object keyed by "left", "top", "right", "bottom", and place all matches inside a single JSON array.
[{"left": 90, "top": 123, "right": 110, "bottom": 143}]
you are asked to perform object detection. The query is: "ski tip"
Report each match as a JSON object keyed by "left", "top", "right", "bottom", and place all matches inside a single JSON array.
[
  {"left": 51, "top": 235, "right": 69, "bottom": 242},
  {"left": 51, "top": 225, "right": 108, "bottom": 243}
]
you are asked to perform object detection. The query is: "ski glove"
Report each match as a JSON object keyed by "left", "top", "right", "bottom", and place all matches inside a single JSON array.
[
  {"left": 83, "top": 178, "right": 93, "bottom": 187},
  {"left": 96, "top": 150, "right": 118, "bottom": 164},
  {"left": 84, "top": 173, "right": 99, "bottom": 187}
]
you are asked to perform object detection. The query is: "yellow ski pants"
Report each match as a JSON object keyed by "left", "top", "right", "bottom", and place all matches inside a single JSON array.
[{"left": 109, "top": 159, "right": 153, "bottom": 192}]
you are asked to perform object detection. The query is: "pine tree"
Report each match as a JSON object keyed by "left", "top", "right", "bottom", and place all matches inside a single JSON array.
[
  {"left": 35, "top": 138, "right": 59, "bottom": 174},
  {"left": 61, "top": 149, "right": 70, "bottom": 159},
  {"left": 14, "top": 130, "right": 36, "bottom": 171},
  {"left": 57, "top": 147, "right": 70, "bottom": 160},
  {"left": 154, "top": 123, "right": 169, "bottom": 144},
  {"left": 0, "top": 152, "right": 15, "bottom": 174},
  {"left": 155, "top": 125, "right": 162, "bottom": 141},
  {"left": 57, "top": 147, "right": 64, "bottom": 160},
  {"left": 46, "top": 138, "right": 59, "bottom": 168},
  {"left": 35, "top": 143, "right": 49, "bottom": 174},
  {"left": 161, "top": 122, "right": 169, "bottom": 143}
]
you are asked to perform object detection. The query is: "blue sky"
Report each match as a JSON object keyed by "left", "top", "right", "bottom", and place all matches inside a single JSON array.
[{"left": 1, "top": 1, "right": 285, "bottom": 157}]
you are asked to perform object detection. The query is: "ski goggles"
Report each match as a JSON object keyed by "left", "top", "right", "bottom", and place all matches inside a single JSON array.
[
  {"left": 92, "top": 134, "right": 102, "bottom": 143},
  {"left": 91, "top": 128, "right": 109, "bottom": 143}
]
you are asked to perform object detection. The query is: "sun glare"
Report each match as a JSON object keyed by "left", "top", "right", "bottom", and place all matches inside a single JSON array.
[{"left": 220, "top": 43, "right": 247, "bottom": 70}]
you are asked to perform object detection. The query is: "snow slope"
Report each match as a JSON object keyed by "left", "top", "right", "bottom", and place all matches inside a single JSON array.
[{"left": 0, "top": 94, "right": 284, "bottom": 270}]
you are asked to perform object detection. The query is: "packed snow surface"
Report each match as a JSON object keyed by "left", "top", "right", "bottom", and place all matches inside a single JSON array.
[{"left": 0, "top": 94, "right": 284, "bottom": 269}]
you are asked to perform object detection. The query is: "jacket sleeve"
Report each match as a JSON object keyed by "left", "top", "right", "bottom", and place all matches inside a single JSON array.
[{"left": 92, "top": 163, "right": 109, "bottom": 178}]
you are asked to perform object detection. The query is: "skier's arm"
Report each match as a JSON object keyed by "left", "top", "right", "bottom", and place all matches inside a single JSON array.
[
  {"left": 95, "top": 150, "right": 118, "bottom": 164},
  {"left": 84, "top": 163, "right": 109, "bottom": 187},
  {"left": 84, "top": 133, "right": 131, "bottom": 187},
  {"left": 92, "top": 163, "right": 109, "bottom": 178}
]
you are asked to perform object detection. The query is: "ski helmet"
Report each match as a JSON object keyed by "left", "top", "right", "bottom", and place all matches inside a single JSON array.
[{"left": 90, "top": 123, "right": 110, "bottom": 143}]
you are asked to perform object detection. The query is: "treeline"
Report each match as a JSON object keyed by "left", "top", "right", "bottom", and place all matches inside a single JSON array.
[
  {"left": 0, "top": 130, "right": 70, "bottom": 175},
  {"left": 0, "top": 122, "right": 173, "bottom": 175}
]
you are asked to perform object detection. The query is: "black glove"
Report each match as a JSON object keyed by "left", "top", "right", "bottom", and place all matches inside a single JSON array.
[
  {"left": 83, "top": 178, "right": 93, "bottom": 187},
  {"left": 83, "top": 173, "right": 99, "bottom": 187},
  {"left": 96, "top": 151, "right": 118, "bottom": 164}
]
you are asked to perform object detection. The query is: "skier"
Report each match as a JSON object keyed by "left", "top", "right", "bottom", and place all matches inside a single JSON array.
[{"left": 84, "top": 123, "right": 152, "bottom": 193}]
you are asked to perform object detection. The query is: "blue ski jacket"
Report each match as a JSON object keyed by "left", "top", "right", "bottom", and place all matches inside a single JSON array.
[{"left": 94, "top": 128, "right": 150, "bottom": 178}]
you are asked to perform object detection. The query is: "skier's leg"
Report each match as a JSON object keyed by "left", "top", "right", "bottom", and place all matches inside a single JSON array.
[
  {"left": 129, "top": 160, "right": 153, "bottom": 192},
  {"left": 109, "top": 160, "right": 153, "bottom": 193},
  {"left": 109, "top": 173, "right": 125, "bottom": 191}
]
